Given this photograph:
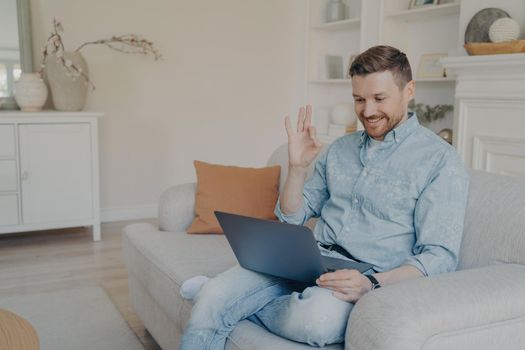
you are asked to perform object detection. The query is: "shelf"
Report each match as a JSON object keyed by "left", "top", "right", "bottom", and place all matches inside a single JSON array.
[
  {"left": 415, "top": 77, "right": 455, "bottom": 83},
  {"left": 441, "top": 53, "right": 525, "bottom": 76},
  {"left": 385, "top": 3, "right": 460, "bottom": 22},
  {"left": 317, "top": 133, "right": 339, "bottom": 144},
  {"left": 311, "top": 78, "right": 455, "bottom": 84},
  {"left": 309, "top": 79, "right": 351, "bottom": 84},
  {"left": 311, "top": 17, "right": 360, "bottom": 31}
]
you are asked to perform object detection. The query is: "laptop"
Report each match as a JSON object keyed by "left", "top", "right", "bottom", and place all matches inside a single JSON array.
[{"left": 214, "top": 211, "right": 374, "bottom": 285}]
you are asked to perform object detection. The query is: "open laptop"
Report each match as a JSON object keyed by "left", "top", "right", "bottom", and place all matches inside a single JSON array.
[{"left": 215, "top": 211, "right": 374, "bottom": 285}]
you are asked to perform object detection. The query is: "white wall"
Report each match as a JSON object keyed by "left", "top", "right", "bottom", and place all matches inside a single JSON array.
[{"left": 29, "top": 0, "right": 306, "bottom": 221}]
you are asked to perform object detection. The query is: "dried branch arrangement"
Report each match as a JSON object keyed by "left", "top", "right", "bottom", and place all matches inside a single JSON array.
[{"left": 40, "top": 19, "right": 162, "bottom": 90}]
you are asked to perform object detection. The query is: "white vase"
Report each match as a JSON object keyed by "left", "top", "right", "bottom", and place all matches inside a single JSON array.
[
  {"left": 326, "top": 0, "right": 346, "bottom": 22},
  {"left": 14, "top": 73, "right": 48, "bottom": 112},
  {"left": 45, "top": 51, "right": 89, "bottom": 111},
  {"left": 331, "top": 103, "right": 356, "bottom": 126}
]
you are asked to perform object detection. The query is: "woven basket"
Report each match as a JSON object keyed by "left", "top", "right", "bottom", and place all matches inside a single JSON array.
[{"left": 464, "top": 40, "right": 525, "bottom": 55}]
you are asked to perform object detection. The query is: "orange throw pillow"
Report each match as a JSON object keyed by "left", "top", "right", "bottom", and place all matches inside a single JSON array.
[{"left": 187, "top": 160, "right": 281, "bottom": 234}]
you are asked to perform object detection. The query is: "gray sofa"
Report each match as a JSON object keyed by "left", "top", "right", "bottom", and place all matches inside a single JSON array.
[{"left": 123, "top": 144, "right": 525, "bottom": 350}]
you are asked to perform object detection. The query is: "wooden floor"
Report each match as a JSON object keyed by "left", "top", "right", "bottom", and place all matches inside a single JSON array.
[{"left": 0, "top": 220, "right": 161, "bottom": 350}]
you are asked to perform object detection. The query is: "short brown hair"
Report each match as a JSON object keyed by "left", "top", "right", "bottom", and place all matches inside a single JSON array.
[{"left": 349, "top": 45, "right": 412, "bottom": 89}]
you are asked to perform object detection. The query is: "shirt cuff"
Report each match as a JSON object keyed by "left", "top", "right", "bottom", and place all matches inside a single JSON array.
[
  {"left": 402, "top": 250, "right": 458, "bottom": 277},
  {"left": 274, "top": 197, "right": 307, "bottom": 225}
]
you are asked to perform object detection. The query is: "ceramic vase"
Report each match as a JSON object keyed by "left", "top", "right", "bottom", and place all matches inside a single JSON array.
[
  {"left": 45, "top": 51, "right": 89, "bottom": 111},
  {"left": 326, "top": 0, "right": 346, "bottom": 22},
  {"left": 331, "top": 103, "right": 356, "bottom": 126},
  {"left": 13, "top": 73, "right": 48, "bottom": 112}
]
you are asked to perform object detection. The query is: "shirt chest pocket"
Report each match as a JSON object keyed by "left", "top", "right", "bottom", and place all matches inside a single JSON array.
[{"left": 363, "top": 174, "right": 418, "bottom": 221}]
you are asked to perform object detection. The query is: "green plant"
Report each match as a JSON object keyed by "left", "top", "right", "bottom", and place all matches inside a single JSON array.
[{"left": 408, "top": 100, "right": 453, "bottom": 124}]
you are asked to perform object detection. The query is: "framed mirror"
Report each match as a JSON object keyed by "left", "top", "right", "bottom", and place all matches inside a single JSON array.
[{"left": 0, "top": 0, "right": 33, "bottom": 109}]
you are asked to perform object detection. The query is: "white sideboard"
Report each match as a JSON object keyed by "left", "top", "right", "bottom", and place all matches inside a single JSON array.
[
  {"left": 0, "top": 111, "right": 102, "bottom": 240},
  {"left": 442, "top": 54, "right": 525, "bottom": 178}
]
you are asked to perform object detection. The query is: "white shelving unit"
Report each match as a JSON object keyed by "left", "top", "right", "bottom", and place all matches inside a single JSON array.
[
  {"left": 309, "top": 79, "right": 352, "bottom": 84},
  {"left": 311, "top": 17, "right": 361, "bottom": 30},
  {"left": 384, "top": 2, "right": 461, "bottom": 20},
  {"left": 305, "top": 0, "right": 462, "bottom": 141},
  {"left": 381, "top": 0, "right": 460, "bottom": 133},
  {"left": 306, "top": 0, "right": 363, "bottom": 142}
]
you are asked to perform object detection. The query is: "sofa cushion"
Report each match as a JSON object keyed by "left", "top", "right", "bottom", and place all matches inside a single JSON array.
[
  {"left": 187, "top": 160, "right": 281, "bottom": 234},
  {"left": 123, "top": 223, "right": 237, "bottom": 334},
  {"left": 123, "top": 224, "right": 343, "bottom": 350}
]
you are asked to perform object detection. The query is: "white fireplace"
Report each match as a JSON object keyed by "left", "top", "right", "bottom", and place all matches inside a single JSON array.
[{"left": 442, "top": 53, "right": 525, "bottom": 178}]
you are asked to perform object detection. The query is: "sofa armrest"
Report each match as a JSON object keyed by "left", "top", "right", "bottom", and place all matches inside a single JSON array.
[
  {"left": 345, "top": 264, "right": 525, "bottom": 350},
  {"left": 158, "top": 182, "right": 196, "bottom": 232}
]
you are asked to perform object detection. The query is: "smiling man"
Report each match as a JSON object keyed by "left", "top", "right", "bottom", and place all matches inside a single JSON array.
[{"left": 181, "top": 45, "right": 470, "bottom": 349}]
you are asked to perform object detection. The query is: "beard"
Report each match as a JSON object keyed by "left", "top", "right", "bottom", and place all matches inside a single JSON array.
[{"left": 359, "top": 111, "right": 406, "bottom": 141}]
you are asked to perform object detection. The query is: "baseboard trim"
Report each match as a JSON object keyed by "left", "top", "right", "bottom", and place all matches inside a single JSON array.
[{"left": 101, "top": 204, "right": 157, "bottom": 223}]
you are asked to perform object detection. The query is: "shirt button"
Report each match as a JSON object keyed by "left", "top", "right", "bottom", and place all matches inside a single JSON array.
[
  {"left": 354, "top": 198, "right": 358, "bottom": 204},
  {"left": 363, "top": 171, "right": 368, "bottom": 176}
]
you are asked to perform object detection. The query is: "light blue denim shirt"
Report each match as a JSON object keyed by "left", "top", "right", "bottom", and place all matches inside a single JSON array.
[{"left": 275, "top": 113, "right": 470, "bottom": 276}]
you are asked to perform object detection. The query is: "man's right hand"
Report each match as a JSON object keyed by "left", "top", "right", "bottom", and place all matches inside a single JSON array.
[{"left": 285, "top": 104, "right": 323, "bottom": 170}]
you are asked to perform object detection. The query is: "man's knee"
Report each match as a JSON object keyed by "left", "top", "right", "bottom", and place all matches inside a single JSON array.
[
  {"left": 287, "top": 287, "right": 354, "bottom": 346},
  {"left": 193, "top": 265, "right": 280, "bottom": 310}
]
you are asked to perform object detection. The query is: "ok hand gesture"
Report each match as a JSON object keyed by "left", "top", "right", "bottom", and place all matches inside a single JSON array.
[{"left": 285, "top": 105, "right": 323, "bottom": 169}]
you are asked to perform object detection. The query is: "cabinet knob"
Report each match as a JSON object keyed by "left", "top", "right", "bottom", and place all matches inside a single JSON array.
[{"left": 21, "top": 171, "right": 29, "bottom": 181}]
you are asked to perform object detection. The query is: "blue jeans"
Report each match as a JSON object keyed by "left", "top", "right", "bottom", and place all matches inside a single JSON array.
[{"left": 180, "top": 265, "right": 355, "bottom": 350}]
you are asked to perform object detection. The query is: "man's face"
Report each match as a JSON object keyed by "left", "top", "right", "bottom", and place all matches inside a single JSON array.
[{"left": 351, "top": 70, "right": 415, "bottom": 141}]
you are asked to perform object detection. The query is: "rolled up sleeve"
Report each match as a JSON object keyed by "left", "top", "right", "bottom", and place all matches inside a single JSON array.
[
  {"left": 274, "top": 149, "right": 330, "bottom": 226},
  {"left": 403, "top": 150, "right": 470, "bottom": 276}
]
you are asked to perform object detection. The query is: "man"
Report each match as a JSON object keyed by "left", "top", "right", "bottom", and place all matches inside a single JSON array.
[{"left": 181, "top": 45, "right": 469, "bottom": 349}]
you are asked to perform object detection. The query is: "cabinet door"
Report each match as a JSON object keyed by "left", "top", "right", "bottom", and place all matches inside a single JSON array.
[
  {"left": 19, "top": 124, "right": 93, "bottom": 224},
  {"left": 0, "top": 195, "right": 18, "bottom": 226},
  {"left": 0, "top": 125, "right": 15, "bottom": 157},
  {"left": 0, "top": 160, "right": 17, "bottom": 191}
]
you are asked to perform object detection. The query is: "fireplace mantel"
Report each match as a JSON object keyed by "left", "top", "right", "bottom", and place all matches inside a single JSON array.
[{"left": 441, "top": 54, "right": 525, "bottom": 178}]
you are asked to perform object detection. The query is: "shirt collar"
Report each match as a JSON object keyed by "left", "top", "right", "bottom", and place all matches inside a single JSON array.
[{"left": 358, "top": 112, "right": 419, "bottom": 147}]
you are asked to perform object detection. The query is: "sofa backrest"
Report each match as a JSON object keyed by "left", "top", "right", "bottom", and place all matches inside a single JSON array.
[
  {"left": 267, "top": 143, "right": 525, "bottom": 271},
  {"left": 458, "top": 170, "right": 525, "bottom": 270}
]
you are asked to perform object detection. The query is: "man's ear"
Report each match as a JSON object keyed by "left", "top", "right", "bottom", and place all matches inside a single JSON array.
[{"left": 404, "top": 80, "right": 416, "bottom": 102}]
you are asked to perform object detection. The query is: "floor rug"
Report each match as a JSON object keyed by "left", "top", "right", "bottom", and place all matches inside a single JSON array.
[{"left": 0, "top": 286, "right": 144, "bottom": 350}]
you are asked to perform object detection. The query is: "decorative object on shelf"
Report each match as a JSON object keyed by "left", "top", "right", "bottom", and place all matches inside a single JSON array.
[
  {"left": 315, "top": 107, "right": 330, "bottom": 135},
  {"left": 464, "top": 40, "right": 525, "bottom": 55},
  {"left": 328, "top": 123, "right": 355, "bottom": 137},
  {"left": 40, "top": 19, "right": 162, "bottom": 111},
  {"left": 488, "top": 18, "right": 520, "bottom": 43},
  {"left": 408, "top": 100, "right": 453, "bottom": 125},
  {"left": 331, "top": 103, "right": 356, "bottom": 126},
  {"left": 464, "top": 8, "right": 510, "bottom": 44},
  {"left": 464, "top": 9, "right": 524, "bottom": 56},
  {"left": 13, "top": 73, "right": 48, "bottom": 112},
  {"left": 319, "top": 55, "right": 344, "bottom": 80},
  {"left": 408, "top": 0, "right": 438, "bottom": 10},
  {"left": 437, "top": 128, "right": 453, "bottom": 144},
  {"left": 0, "top": 97, "right": 19, "bottom": 110},
  {"left": 417, "top": 53, "right": 447, "bottom": 78},
  {"left": 326, "top": 0, "right": 346, "bottom": 23},
  {"left": 45, "top": 51, "right": 89, "bottom": 111}
]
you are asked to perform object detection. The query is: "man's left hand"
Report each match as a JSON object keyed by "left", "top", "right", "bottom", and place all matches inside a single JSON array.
[{"left": 316, "top": 269, "right": 372, "bottom": 302}]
